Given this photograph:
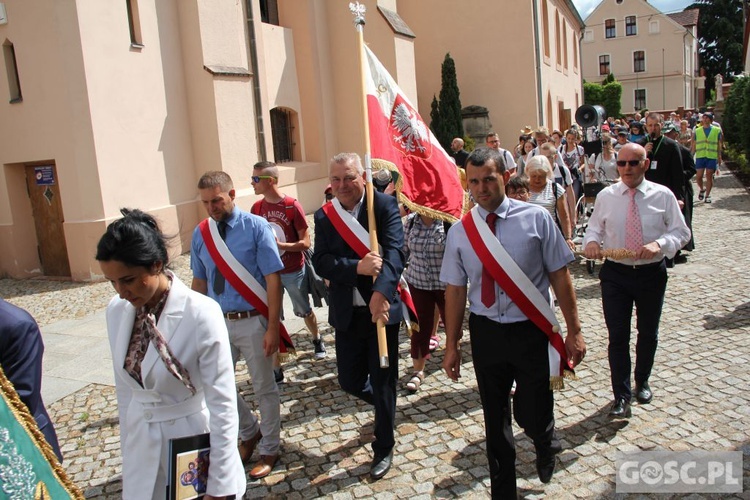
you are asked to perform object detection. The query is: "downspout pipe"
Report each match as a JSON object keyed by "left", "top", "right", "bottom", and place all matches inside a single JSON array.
[
  {"left": 246, "top": 0, "right": 267, "bottom": 161},
  {"left": 532, "top": 0, "right": 544, "bottom": 126}
]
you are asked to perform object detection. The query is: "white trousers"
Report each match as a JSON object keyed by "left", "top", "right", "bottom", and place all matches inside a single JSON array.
[{"left": 225, "top": 315, "right": 280, "bottom": 455}]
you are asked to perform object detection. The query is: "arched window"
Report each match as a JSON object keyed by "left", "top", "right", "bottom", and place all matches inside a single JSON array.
[
  {"left": 555, "top": 12, "right": 561, "bottom": 66},
  {"left": 270, "top": 107, "right": 298, "bottom": 163},
  {"left": 563, "top": 22, "right": 568, "bottom": 69},
  {"left": 546, "top": 92, "right": 554, "bottom": 129},
  {"left": 3, "top": 40, "right": 22, "bottom": 102},
  {"left": 542, "top": 0, "right": 550, "bottom": 58}
]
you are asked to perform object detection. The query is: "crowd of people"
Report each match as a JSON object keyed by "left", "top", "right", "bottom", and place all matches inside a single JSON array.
[{"left": 4, "top": 107, "right": 720, "bottom": 499}]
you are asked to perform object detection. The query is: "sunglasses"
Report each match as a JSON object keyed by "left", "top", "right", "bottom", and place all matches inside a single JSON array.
[
  {"left": 252, "top": 175, "right": 275, "bottom": 183},
  {"left": 616, "top": 160, "right": 644, "bottom": 167}
]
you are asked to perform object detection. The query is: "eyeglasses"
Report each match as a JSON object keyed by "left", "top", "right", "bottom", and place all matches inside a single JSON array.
[
  {"left": 616, "top": 160, "right": 644, "bottom": 167},
  {"left": 487, "top": 139, "right": 500, "bottom": 144},
  {"left": 251, "top": 175, "right": 275, "bottom": 183}
]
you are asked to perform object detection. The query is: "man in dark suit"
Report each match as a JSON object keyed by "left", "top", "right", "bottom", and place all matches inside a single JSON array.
[
  {"left": 450, "top": 137, "right": 469, "bottom": 168},
  {"left": 663, "top": 122, "right": 696, "bottom": 257},
  {"left": 0, "top": 298, "right": 62, "bottom": 461},
  {"left": 641, "top": 112, "right": 685, "bottom": 203},
  {"left": 312, "top": 152, "right": 405, "bottom": 480},
  {"left": 641, "top": 112, "right": 686, "bottom": 266}
]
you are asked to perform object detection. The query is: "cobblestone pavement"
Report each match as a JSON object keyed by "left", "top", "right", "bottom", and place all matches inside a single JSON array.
[{"left": 4, "top": 172, "right": 750, "bottom": 499}]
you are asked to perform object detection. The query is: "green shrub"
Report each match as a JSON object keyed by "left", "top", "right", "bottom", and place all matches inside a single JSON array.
[
  {"left": 723, "top": 76, "right": 748, "bottom": 148},
  {"left": 584, "top": 76, "right": 622, "bottom": 119}
]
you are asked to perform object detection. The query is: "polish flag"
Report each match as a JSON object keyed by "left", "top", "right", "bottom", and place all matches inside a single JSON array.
[{"left": 364, "top": 45, "right": 465, "bottom": 220}]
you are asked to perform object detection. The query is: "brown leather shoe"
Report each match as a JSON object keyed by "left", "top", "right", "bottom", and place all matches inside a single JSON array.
[
  {"left": 238, "top": 430, "right": 262, "bottom": 465},
  {"left": 249, "top": 454, "right": 279, "bottom": 480}
]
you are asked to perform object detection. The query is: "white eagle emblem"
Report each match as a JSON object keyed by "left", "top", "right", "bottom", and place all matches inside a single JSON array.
[{"left": 390, "top": 96, "right": 430, "bottom": 158}]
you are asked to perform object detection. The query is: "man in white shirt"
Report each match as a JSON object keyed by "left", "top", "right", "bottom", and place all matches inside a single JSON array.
[
  {"left": 583, "top": 144, "right": 690, "bottom": 419},
  {"left": 485, "top": 132, "right": 517, "bottom": 173}
]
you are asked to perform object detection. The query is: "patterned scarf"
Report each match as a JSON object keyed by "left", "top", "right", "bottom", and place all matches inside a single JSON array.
[{"left": 123, "top": 273, "right": 196, "bottom": 395}]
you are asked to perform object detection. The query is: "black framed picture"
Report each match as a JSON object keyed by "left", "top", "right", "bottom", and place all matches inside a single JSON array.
[{"left": 166, "top": 433, "right": 210, "bottom": 500}]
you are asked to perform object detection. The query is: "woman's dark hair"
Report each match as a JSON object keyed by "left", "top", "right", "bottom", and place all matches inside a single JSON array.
[
  {"left": 506, "top": 175, "right": 530, "bottom": 192},
  {"left": 95, "top": 208, "right": 170, "bottom": 269}
]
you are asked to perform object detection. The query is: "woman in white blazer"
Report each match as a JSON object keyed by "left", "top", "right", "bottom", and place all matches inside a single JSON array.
[{"left": 96, "top": 209, "right": 246, "bottom": 499}]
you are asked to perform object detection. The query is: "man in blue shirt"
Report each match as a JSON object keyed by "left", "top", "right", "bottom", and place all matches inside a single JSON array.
[
  {"left": 191, "top": 170, "right": 284, "bottom": 480},
  {"left": 441, "top": 148, "right": 586, "bottom": 498}
]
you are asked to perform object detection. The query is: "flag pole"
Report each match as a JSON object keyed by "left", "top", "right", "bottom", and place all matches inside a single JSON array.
[{"left": 350, "top": 2, "right": 389, "bottom": 368}]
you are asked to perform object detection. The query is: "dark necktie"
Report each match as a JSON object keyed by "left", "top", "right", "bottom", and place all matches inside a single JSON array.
[
  {"left": 213, "top": 221, "right": 228, "bottom": 295},
  {"left": 481, "top": 212, "right": 499, "bottom": 308}
]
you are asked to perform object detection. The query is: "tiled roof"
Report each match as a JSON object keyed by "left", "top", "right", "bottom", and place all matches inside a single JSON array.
[{"left": 667, "top": 8, "right": 700, "bottom": 27}]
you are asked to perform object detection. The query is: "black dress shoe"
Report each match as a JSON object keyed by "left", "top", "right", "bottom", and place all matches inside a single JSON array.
[
  {"left": 635, "top": 382, "right": 653, "bottom": 404},
  {"left": 370, "top": 450, "right": 393, "bottom": 480},
  {"left": 535, "top": 443, "right": 561, "bottom": 484},
  {"left": 674, "top": 253, "right": 688, "bottom": 264},
  {"left": 609, "top": 398, "right": 632, "bottom": 418}
]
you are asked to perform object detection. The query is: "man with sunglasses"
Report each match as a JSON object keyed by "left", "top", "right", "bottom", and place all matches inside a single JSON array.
[
  {"left": 251, "top": 162, "right": 326, "bottom": 367},
  {"left": 583, "top": 143, "right": 689, "bottom": 419}
]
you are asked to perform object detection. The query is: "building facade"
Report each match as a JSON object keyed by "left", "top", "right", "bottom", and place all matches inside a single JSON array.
[
  {"left": 0, "top": 0, "right": 420, "bottom": 280},
  {"left": 581, "top": 0, "right": 699, "bottom": 115},
  {"left": 399, "top": 0, "right": 584, "bottom": 150},
  {"left": 0, "top": 0, "right": 584, "bottom": 281}
]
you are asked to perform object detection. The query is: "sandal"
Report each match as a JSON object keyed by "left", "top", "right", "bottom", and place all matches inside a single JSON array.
[
  {"left": 405, "top": 371, "right": 424, "bottom": 392},
  {"left": 698, "top": 190, "right": 705, "bottom": 201}
]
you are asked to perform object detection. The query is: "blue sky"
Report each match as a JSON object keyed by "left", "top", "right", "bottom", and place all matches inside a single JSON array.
[{"left": 572, "top": 0, "right": 695, "bottom": 19}]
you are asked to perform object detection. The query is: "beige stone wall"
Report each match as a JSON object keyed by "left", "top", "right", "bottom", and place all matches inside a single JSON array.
[
  {"left": 0, "top": 0, "right": 418, "bottom": 280},
  {"left": 399, "top": 0, "right": 582, "bottom": 150}
]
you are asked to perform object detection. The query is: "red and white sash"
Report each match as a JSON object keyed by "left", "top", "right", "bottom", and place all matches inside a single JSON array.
[
  {"left": 198, "top": 218, "right": 295, "bottom": 356},
  {"left": 321, "top": 199, "right": 419, "bottom": 333},
  {"left": 462, "top": 206, "right": 573, "bottom": 389}
]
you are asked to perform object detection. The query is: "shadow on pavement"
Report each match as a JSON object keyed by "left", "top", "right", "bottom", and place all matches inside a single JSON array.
[{"left": 703, "top": 301, "right": 750, "bottom": 330}]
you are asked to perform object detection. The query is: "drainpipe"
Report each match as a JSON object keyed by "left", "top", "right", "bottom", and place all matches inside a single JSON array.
[
  {"left": 245, "top": 0, "right": 267, "bottom": 161},
  {"left": 532, "top": 0, "right": 544, "bottom": 126}
]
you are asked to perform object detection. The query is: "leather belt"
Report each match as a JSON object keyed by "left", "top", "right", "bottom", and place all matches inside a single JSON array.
[{"left": 224, "top": 310, "right": 261, "bottom": 320}]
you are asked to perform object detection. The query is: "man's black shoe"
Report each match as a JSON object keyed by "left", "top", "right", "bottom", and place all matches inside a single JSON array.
[
  {"left": 535, "top": 443, "right": 561, "bottom": 484},
  {"left": 635, "top": 382, "right": 653, "bottom": 404},
  {"left": 370, "top": 450, "right": 393, "bottom": 480},
  {"left": 609, "top": 398, "right": 632, "bottom": 418},
  {"left": 674, "top": 253, "right": 688, "bottom": 264}
]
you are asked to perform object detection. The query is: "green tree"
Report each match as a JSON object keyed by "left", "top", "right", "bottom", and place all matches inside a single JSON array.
[
  {"left": 722, "top": 76, "right": 748, "bottom": 148},
  {"left": 429, "top": 54, "right": 463, "bottom": 151},
  {"left": 429, "top": 95, "right": 443, "bottom": 145},
  {"left": 686, "top": 0, "right": 744, "bottom": 92},
  {"left": 584, "top": 76, "right": 622, "bottom": 118}
]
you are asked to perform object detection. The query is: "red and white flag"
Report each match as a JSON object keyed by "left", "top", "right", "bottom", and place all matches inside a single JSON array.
[{"left": 364, "top": 45, "right": 465, "bottom": 220}]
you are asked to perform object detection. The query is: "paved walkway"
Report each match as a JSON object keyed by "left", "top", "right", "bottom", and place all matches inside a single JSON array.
[{"left": 7, "top": 170, "right": 750, "bottom": 498}]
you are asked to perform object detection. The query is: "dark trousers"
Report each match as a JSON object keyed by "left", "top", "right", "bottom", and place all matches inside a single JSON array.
[
  {"left": 600, "top": 260, "right": 668, "bottom": 401},
  {"left": 408, "top": 285, "right": 446, "bottom": 359},
  {"left": 469, "top": 315, "right": 559, "bottom": 499},
  {"left": 335, "top": 307, "right": 399, "bottom": 455}
]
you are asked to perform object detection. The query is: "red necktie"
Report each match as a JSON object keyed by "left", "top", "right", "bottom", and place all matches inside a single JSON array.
[{"left": 482, "top": 212, "right": 499, "bottom": 308}]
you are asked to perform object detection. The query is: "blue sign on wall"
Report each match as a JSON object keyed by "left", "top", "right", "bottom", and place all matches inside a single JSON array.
[{"left": 34, "top": 166, "right": 55, "bottom": 186}]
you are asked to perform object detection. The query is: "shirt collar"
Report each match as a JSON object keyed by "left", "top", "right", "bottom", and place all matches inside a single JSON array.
[
  {"left": 223, "top": 207, "right": 240, "bottom": 228},
  {"left": 476, "top": 195, "right": 510, "bottom": 221},
  {"left": 616, "top": 179, "right": 650, "bottom": 196}
]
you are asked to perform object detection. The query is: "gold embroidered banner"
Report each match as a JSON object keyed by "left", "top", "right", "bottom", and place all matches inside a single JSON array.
[{"left": 0, "top": 366, "right": 83, "bottom": 499}]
